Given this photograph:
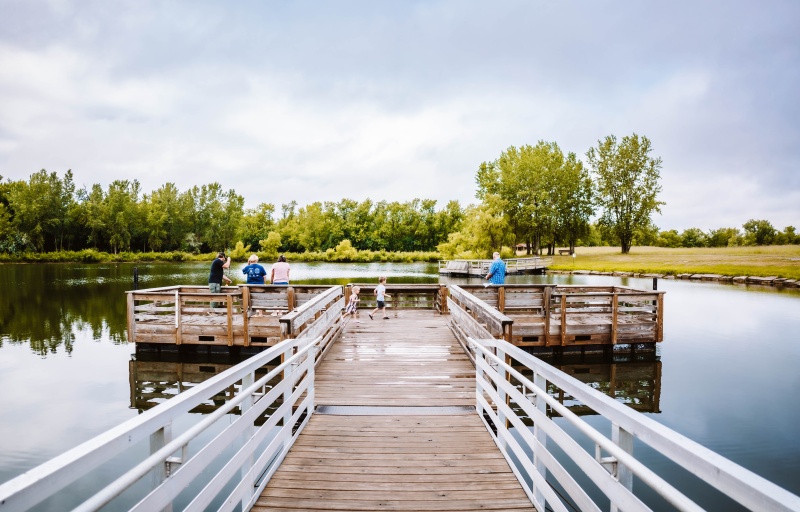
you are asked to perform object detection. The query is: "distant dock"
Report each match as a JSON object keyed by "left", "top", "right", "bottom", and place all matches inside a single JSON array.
[{"left": 438, "top": 256, "right": 551, "bottom": 277}]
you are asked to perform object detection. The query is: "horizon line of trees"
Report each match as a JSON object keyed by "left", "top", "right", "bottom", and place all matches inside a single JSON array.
[
  {"left": 1, "top": 136, "right": 796, "bottom": 259},
  {"left": 0, "top": 170, "right": 465, "bottom": 255}
]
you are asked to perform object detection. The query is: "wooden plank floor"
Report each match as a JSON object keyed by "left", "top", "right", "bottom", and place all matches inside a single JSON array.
[{"left": 253, "top": 310, "right": 535, "bottom": 511}]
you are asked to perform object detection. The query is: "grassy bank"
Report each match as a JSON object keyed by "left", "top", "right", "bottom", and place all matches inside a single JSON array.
[{"left": 547, "top": 245, "right": 800, "bottom": 280}]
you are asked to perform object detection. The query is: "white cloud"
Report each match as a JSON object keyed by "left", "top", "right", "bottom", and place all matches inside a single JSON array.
[{"left": 0, "top": 1, "right": 797, "bottom": 229}]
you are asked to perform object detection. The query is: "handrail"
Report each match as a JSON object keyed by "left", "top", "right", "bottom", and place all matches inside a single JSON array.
[
  {"left": 467, "top": 336, "right": 800, "bottom": 512},
  {"left": 448, "top": 285, "right": 512, "bottom": 337},
  {"left": 0, "top": 336, "right": 321, "bottom": 512}
]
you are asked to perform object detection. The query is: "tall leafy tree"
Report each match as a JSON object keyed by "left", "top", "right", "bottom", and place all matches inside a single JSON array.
[{"left": 586, "top": 133, "right": 664, "bottom": 253}]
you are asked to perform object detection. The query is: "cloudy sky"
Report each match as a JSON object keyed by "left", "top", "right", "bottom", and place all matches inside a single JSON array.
[{"left": 1, "top": 0, "right": 798, "bottom": 231}]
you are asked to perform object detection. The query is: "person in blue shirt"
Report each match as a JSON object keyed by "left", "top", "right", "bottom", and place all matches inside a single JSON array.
[
  {"left": 242, "top": 254, "right": 267, "bottom": 284},
  {"left": 485, "top": 251, "right": 506, "bottom": 284}
]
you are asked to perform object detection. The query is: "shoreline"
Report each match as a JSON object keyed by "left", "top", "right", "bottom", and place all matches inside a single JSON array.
[{"left": 548, "top": 269, "right": 800, "bottom": 288}]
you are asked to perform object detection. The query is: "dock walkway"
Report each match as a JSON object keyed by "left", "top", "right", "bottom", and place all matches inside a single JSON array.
[{"left": 254, "top": 311, "right": 534, "bottom": 511}]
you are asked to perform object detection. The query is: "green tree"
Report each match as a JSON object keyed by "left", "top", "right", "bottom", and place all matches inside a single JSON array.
[
  {"left": 681, "top": 228, "right": 707, "bottom": 248},
  {"left": 707, "top": 227, "right": 740, "bottom": 247},
  {"left": 656, "top": 230, "right": 682, "bottom": 248},
  {"left": 742, "top": 219, "right": 776, "bottom": 245},
  {"left": 552, "top": 153, "right": 595, "bottom": 252},
  {"left": 587, "top": 133, "right": 664, "bottom": 253}
]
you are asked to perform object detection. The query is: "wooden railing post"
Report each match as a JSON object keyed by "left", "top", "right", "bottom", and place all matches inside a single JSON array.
[
  {"left": 612, "top": 293, "right": 618, "bottom": 345},
  {"left": 242, "top": 287, "right": 250, "bottom": 347},
  {"left": 560, "top": 294, "right": 567, "bottom": 346},
  {"left": 127, "top": 292, "right": 136, "bottom": 344},
  {"left": 226, "top": 295, "right": 233, "bottom": 347},
  {"left": 175, "top": 290, "right": 181, "bottom": 345},
  {"left": 657, "top": 293, "right": 664, "bottom": 342},
  {"left": 497, "top": 286, "right": 505, "bottom": 313},
  {"left": 543, "top": 287, "right": 551, "bottom": 346}
]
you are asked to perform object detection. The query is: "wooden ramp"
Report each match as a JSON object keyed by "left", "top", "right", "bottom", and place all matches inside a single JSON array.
[{"left": 254, "top": 310, "right": 535, "bottom": 511}]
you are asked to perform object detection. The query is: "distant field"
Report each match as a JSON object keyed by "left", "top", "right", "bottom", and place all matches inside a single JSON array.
[{"left": 546, "top": 245, "right": 800, "bottom": 280}]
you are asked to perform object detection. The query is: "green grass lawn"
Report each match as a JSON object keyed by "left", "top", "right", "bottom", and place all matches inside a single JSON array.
[{"left": 546, "top": 245, "right": 800, "bottom": 280}]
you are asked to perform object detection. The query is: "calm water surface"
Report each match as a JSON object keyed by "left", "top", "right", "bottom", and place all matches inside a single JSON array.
[{"left": 0, "top": 261, "right": 798, "bottom": 510}]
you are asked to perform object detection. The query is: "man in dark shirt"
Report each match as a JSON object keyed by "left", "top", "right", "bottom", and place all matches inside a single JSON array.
[{"left": 209, "top": 252, "right": 231, "bottom": 311}]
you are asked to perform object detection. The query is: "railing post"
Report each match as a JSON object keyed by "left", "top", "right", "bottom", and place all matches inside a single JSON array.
[
  {"left": 240, "top": 371, "right": 255, "bottom": 510},
  {"left": 175, "top": 291, "right": 181, "bottom": 345},
  {"left": 533, "top": 371, "right": 547, "bottom": 509},
  {"left": 227, "top": 295, "right": 234, "bottom": 347},
  {"left": 560, "top": 294, "right": 567, "bottom": 346},
  {"left": 611, "top": 424, "right": 634, "bottom": 512},
  {"left": 126, "top": 292, "right": 135, "bottom": 344},
  {"left": 242, "top": 287, "right": 251, "bottom": 347},
  {"left": 612, "top": 293, "right": 618, "bottom": 345},
  {"left": 543, "top": 287, "right": 551, "bottom": 346},
  {"left": 496, "top": 344, "right": 508, "bottom": 447},
  {"left": 150, "top": 423, "right": 174, "bottom": 512},
  {"left": 497, "top": 286, "right": 505, "bottom": 313}
]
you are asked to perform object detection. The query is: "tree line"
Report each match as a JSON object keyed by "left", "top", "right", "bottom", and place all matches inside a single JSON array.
[
  {"left": 0, "top": 170, "right": 464, "bottom": 255},
  {"left": 1, "top": 132, "right": 796, "bottom": 260}
]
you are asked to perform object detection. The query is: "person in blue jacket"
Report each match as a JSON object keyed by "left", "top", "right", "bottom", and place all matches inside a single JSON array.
[
  {"left": 242, "top": 254, "right": 267, "bottom": 284},
  {"left": 485, "top": 251, "right": 506, "bottom": 284}
]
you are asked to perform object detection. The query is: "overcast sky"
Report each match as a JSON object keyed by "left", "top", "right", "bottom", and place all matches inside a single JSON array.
[{"left": 1, "top": 0, "right": 798, "bottom": 232}]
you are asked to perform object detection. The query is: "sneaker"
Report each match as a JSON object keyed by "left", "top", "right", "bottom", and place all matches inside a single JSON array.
[
  {"left": 368, "top": 313, "right": 373, "bottom": 320},
  {"left": 383, "top": 317, "right": 390, "bottom": 319}
]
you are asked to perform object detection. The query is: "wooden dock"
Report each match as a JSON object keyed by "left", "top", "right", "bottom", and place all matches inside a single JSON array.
[
  {"left": 438, "top": 257, "right": 551, "bottom": 277},
  {"left": 9, "top": 283, "right": 800, "bottom": 512},
  {"left": 253, "top": 311, "right": 535, "bottom": 511}
]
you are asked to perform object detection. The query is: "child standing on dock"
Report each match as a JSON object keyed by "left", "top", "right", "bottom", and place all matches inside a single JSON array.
[
  {"left": 369, "top": 277, "right": 390, "bottom": 320},
  {"left": 344, "top": 286, "right": 361, "bottom": 323}
]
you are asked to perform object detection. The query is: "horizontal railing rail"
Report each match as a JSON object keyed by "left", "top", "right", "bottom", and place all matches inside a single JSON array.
[
  {"left": 468, "top": 336, "right": 800, "bottom": 512},
  {"left": 0, "top": 336, "right": 320, "bottom": 512},
  {"left": 450, "top": 284, "right": 665, "bottom": 347},
  {"left": 346, "top": 283, "right": 448, "bottom": 314},
  {"left": 281, "top": 286, "right": 344, "bottom": 365}
]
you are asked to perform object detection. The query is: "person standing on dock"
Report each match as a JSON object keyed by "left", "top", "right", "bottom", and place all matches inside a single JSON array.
[
  {"left": 270, "top": 255, "right": 291, "bottom": 285},
  {"left": 485, "top": 251, "right": 506, "bottom": 284},
  {"left": 242, "top": 254, "right": 267, "bottom": 284},
  {"left": 209, "top": 252, "right": 231, "bottom": 310}
]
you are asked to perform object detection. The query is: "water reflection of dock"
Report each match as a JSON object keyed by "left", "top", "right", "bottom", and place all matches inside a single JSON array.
[
  {"left": 543, "top": 356, "right": 661, "bottom": 416},
  {"left": 129, "top": 354, "right": 279, "bottom": 421}
]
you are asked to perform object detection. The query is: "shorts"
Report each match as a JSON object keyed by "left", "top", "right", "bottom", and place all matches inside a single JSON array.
[
  {"left": 376, "top": 300, "right": 385, "bottom": 308},
  {"left": 272, "top": 281, "right": 288, "bottom": 285}
]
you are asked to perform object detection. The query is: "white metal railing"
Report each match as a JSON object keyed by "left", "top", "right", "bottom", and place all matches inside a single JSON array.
[
  {"left": 0, "top": 336, "right": 321, "bottom": 512},
  {"left": 468, "top": 336, "right": 800, "bottom": 512}
]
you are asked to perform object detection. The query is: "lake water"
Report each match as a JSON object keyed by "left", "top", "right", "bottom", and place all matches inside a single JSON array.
[{"left": 1, "top": 261, "right": 799, "bottom": 510}]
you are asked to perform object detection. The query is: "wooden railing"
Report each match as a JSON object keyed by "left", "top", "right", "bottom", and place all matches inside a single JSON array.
[
  {"left": 126, "top": 285, "right": 339, "bottom": 348},
  {"left": 0, "top": 336, "right": 320, "bottom": 512},
  {"left": 453, "top": 284, "right": 664, "bottom": 347},
  {"left": 469, "top": 336, "right": 800, "bottom": 512},
  {"left": 345, "top": 283, "right": 449, "bottom": 315}
]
